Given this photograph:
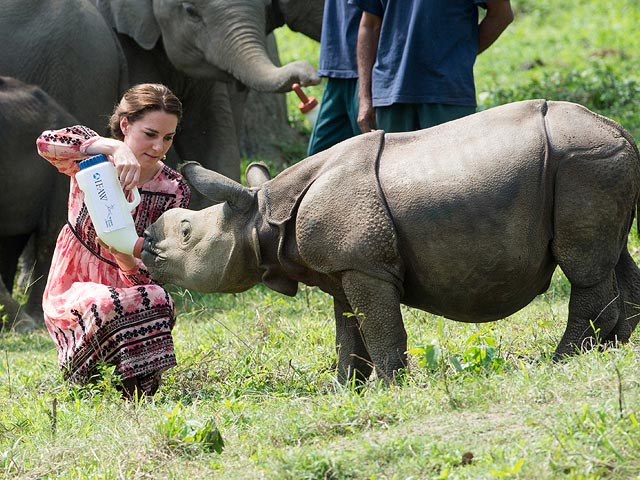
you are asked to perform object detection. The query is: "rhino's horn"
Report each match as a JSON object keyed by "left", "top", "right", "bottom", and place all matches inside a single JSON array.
[{"left": 180, "top": 161, "right": 254, "bottom": 211}]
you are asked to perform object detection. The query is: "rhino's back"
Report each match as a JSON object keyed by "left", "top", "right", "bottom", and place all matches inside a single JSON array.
[{"left": 379, "top": 100, "right": 557, "bottom": 321}]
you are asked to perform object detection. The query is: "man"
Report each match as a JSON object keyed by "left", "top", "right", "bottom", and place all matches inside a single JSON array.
[
  {"left": 307, "top": 0, "right": 363, "bottom": 156},
  {"left": 351, "top": 0, "right": 513, "bottom": 133}
]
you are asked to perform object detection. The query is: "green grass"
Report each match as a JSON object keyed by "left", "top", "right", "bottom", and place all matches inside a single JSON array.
[
  {"left": 4, "top": 272, "right": 640, "bottom": 478},
  {"left": 5, "top": 1, "right": 640, "bottom": 478}
]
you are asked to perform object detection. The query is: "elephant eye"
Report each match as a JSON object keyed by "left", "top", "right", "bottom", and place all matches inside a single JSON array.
[
  {"left": 180, "top": 220, "right": 192, "bottom": 242},
  {"left": 181, "top": 2, "right": 201, "bottom": 20}
]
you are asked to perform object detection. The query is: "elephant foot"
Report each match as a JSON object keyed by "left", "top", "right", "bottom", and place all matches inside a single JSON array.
[{"left": 4, "top": 310, "right": 38, "bottom": 334}]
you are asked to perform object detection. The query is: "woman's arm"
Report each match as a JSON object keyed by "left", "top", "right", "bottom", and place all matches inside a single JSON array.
[
  {"left": 36, "top": 126, "right": 140, "bottom": 190},
  {"left": 36, "top": 125, "right": 99, "bottom": 176}
]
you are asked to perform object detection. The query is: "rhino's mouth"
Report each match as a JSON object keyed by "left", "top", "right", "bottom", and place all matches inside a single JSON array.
[{"left": 140, "top": 235, "right": 166, "bottom": 270}]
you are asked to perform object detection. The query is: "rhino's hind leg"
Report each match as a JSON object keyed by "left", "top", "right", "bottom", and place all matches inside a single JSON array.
[
  {"left": 551, "top": 135, "right": 638, "bottom": 358},
  {"left": 333, "top": 297, "right": 373, "bottom": 384},
  {"left": 554, "top": 272, "right": 620, "bottom": 359},
  {"left": 607, "top": 247, "right": 640, "bottom": 343},
  {"left": 339, "top": 271, "right": 407, "bottom": 383}
]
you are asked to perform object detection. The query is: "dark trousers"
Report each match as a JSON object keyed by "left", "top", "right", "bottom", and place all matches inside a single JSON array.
[
  {"left": 307, "top": 77, "right": 360, "bottom": 156},
  {"left": 376, "top": 103, "right": 476, "bottom": 133}
]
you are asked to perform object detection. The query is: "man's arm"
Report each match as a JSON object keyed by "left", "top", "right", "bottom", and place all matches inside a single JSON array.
[
  {"left": 478, "top": 1, "right": 514, "bottom": 54},
  {"left": 356, "top": 11, "right": 382, "bottom": 133}
]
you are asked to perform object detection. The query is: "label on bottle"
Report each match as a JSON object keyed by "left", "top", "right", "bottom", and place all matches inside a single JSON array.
[{"left": 90, "top": 171, "right": 128, "bottom": 232}]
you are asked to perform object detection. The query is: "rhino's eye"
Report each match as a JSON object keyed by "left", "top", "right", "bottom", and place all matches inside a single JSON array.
[{"left": 180, "top": 220, "right": 192, "bottom": 242}]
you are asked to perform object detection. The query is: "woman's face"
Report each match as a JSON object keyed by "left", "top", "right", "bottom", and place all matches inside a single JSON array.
[{"left": 120, "top": 110, "right": 178, "bottom": 167}]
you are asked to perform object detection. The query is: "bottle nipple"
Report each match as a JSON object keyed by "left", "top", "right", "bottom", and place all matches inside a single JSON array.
[{"left": 292, "top": 83, "right": 319, "bottom": 128}]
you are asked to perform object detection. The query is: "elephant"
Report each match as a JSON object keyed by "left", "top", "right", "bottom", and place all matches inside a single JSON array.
[
  {"left": 0, "top": 0, "right": 128, "bottom": 328},
  {"left": 0, "top": 77, "right": 78, "bottom": 331},
  {"left": 140, "top": 100, "right": 640, "bottom": 383},
  {"left": 94, "top": 0, "right": 323, "bottom": 93},
  {"left": 92, "top": 0, "right": 324, "bottom": 184},
  {"left": 0, "top": 0, "right": 323, "bottom": 327},
  {"left": 0, "top": 1, "right": 126, "bottom": 133}
]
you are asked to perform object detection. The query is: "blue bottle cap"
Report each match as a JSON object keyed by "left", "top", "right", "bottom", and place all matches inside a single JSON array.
[{"left": 79, "top": 154, "right": 109, "bottom": 170}]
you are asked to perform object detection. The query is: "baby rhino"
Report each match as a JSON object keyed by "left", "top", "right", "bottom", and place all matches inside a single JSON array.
[{"left": 141, "top": 100, "right": 640, "bottom": 383}]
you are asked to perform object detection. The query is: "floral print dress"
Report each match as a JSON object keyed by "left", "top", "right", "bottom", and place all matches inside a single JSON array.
[{"left": 36, "top": 126, "right": 191, "bottom": 394}]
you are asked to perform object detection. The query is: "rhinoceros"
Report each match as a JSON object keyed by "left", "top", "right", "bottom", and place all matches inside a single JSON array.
[{"left": 141, "top": 99, "right": 640, "bottom": 383}]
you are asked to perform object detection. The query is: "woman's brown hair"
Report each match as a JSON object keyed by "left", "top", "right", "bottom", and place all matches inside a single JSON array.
[{"left": 108, "top": 83, "right": 183, "bottom": 141}]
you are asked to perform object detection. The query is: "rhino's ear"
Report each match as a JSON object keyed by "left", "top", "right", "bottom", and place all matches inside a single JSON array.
[
  {"left": 180, "top": 162, "right": 254, "bottom": 211},
  {"left": 245, "top": 161, "right": 271, "bottom": 188}
]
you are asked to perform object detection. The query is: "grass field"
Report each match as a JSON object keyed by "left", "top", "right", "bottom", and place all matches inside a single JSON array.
[{"left": 4, "top": 1, "right": 640, "bottom": 478}]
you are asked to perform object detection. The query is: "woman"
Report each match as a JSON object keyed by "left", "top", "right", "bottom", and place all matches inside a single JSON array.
[{"left": 36, "top": 83, "right": 191, "bottom": 398}]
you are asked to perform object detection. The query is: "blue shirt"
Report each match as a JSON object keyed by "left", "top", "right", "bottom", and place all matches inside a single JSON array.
[
  {"left": 349, "top": 0, "right": 488, "bottom": 107},
  {"left": 318, "top": 0, "right": 362, "bottom": 79}
]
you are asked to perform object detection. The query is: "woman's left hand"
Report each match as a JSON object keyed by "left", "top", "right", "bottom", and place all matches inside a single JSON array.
[{"left": 97, "top": 239, "right": 138, "bottom": 272}]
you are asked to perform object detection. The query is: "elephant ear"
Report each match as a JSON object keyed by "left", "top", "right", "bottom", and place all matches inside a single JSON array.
[
  {"left": 95, "top": 0, "right": 161, "bottom": 50},
  {"left": 180, "top": 162, "right": 255, "bottom": 212},
  {"left": 275, "top": 0, "right": 323, "bottom": 41}
]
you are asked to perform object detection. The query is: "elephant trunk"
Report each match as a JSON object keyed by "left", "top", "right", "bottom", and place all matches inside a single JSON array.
[
  {"left": 230, "top": 50, "right": 318, "bottom": 94},
  {"left": 206, "top": 8, "right": 318, "bottom": 93}
]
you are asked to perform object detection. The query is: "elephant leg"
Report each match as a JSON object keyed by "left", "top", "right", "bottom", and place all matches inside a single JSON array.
[
  {"left": 0, "top": 236, "right": 36, "bottom": 332},
  {"left": 606, "top": 247, "right": 640, "bottom": 343},
  {"left": 20, "top": 235, "right": 50, "bottom": 324},
  {"left": 0, "top": 235, "right": 28, "bottom": 288},
  {"left": 340, "top": 270, "right": 407, "bottom": 382},
  {"left": 15, "top": 235, "right": 35, "bottom": 294},
  {"left": 0, "top": 274, "right": 18, "bottom": 327},
  {"left": 333, "top": 296, "right": 373, "bottom": 384},
  {"left": 554, "top": 272, "right": 620, "bottom": 359}
]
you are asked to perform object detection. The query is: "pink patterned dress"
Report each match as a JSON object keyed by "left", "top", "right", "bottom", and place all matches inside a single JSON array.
[{"left": 36, "top": 126, "right": 191, "bottom": 395}]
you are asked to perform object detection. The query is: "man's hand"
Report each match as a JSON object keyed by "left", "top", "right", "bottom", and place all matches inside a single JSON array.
[{"left": 357, "top": 97, "right": 377, "bottom": 133}]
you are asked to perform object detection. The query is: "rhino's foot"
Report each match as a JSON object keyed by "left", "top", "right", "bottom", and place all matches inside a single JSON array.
[{"left": 552, "top": 339, "right": 593, "bottom": 362}]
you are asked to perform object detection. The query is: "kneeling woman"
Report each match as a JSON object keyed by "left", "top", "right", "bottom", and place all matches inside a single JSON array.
[{"left": 36, "top": 83, "right": 191, "bottom": 398}]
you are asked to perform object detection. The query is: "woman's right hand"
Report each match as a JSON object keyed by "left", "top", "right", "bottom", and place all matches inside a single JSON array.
[
  {"left": 83, "top": 136, "right": 141, "bottom": 191},
  {"left": 112, "top": 143, "right": 140, "bottom": 191}
]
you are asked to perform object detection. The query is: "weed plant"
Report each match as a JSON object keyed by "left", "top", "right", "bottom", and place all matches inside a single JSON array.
[{"left": 4, "top": 1, "right": 640, "bottom": 478}]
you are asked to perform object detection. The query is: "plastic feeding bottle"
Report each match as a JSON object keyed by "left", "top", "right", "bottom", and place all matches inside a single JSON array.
[
  {"left": 75, "top": 154, "right": 144, "bottom": 257},
  {"left": 292, "top": 83, "right": 319, "bottom": 129}
]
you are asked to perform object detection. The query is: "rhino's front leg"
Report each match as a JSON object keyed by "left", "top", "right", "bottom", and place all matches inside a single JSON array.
[
  {"left": 333, "top": 297, "right": 373, "bottom": 384},
  {"left": 340, "top": 271, "right": 407, "bottom": 382}
]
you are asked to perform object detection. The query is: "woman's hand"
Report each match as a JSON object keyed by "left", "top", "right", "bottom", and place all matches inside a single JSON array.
[
  {"left": 111, "top": 143, "right": 141, "bottom": 191},
  {"left": 83, "top": 136, "right": 141, "bottom": 191},
  {"left": 97, "top": 239, "right": 138, "bottom": 272}
]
